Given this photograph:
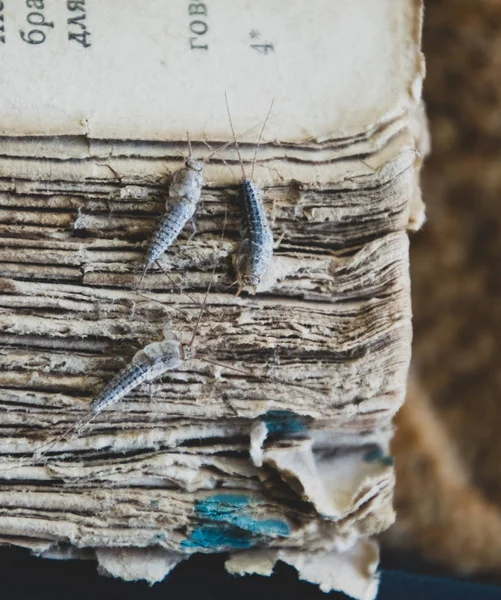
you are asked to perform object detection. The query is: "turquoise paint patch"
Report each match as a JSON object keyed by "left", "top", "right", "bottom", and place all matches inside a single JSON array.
[
  {"left": 230, "top": 515, "right": 291, "bottom": 537},
  {"left": 181, "top": 524, "right": 254, "bottom": 550},
  {"left": 195, "top": 494, "right": 250, "bottom": 523},
  {"left": 194, "top": 494, "right": 291, "bottom": 539},
  {"left": 364, "top": 447, "right": 394, "bottom": 466},
  {"left": 263, "top": 410, "right": 308, "bottom": 435}
]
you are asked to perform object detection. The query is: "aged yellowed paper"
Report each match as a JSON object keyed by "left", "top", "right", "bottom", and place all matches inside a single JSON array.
[{"left": 0, "top": 0, "right": 422, "bottom": 142}]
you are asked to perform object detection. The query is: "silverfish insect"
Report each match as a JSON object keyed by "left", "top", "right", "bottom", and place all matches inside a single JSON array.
[
  {"left": 137, "top": 139, "right": 204, "bottom": 288},
  {"left": 225, "top": 93, "right": 275, "bottom": 295},
  {"left": 22, "top": 333, "right": 185, "bottom": 463},
  {"left": 90, "top": 334, "right": 184, "bottom": 414}
]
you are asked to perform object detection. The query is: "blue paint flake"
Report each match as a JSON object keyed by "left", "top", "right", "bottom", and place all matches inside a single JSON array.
[
  {"left": 364, "top": 447, "right": 394, "bottom": 466},
  {"left": 263, "top": 410, "right": 308, "bottom": 435},
  {"left": 181, "top": 524, "right": 254, "bottom": 550}
]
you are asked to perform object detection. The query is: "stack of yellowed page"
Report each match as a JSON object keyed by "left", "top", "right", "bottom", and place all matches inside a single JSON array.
[{"left": 0, "top": 2, "right": 425, "bottom": 598}]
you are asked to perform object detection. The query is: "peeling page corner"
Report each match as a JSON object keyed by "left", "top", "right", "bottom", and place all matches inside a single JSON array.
[
  {"left": 96, "top": 548, "right": 186, "bottom": 585},
  {"left": 279, "top": 541, "right": 380, "bottom": 600}
]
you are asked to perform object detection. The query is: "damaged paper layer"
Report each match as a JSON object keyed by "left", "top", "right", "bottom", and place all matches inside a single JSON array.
[
  {"left": 0, "top": 140, "right": 412, "bottom": 599},
  {"left": 0, "top": 143, "right": 413, "bottom": 599},
  {"left": 0, "top": 127, "right": 417, "bottom": 188}
]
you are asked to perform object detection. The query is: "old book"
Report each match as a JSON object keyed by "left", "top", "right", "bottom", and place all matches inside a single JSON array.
[{"left": 0, "top": 1, "right": 425, "bottom": 598}]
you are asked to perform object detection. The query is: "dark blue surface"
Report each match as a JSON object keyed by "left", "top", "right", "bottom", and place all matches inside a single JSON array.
[
  {"left": 379, "top": 571, "right": 501, "bottom": 600},
  {"left": 0, "top": 548, "right": 500, "bottom": 599}
]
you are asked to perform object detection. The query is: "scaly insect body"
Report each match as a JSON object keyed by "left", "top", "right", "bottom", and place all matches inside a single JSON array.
[
  {"left": 139, "top": 159, "right": 204, "bottom": 285},
  {"left": 225, "top": 94, "right": 275, "bottom": 294},
  {"left": 91, "top": 338, "right": 183, "bottom": 414},
  {"left": 235, "top": 178, "right": 274, "bottom": 292}
]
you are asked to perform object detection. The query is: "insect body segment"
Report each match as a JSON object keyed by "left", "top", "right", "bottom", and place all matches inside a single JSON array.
[
  {"left": 91, "top": 339, "right": 183, "bottom": 414},
  {"left": 235, "top": 178, "right": 274, "bottom": 293},
  {"left": 168, "top": 158, "right": 205, "bottom": 208}
]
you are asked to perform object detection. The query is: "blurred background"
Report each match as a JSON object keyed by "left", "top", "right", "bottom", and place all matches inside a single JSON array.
[{"left": 384, "top": 0, "right": 501, "bottom": 579}]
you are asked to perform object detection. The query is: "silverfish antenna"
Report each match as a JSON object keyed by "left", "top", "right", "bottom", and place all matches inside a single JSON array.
[
  {"left": 251, "top": 98, "right": 275, "bottom": 179},
  {"left": 224, "top": 91, "right": 246, "bottom": 179}
]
